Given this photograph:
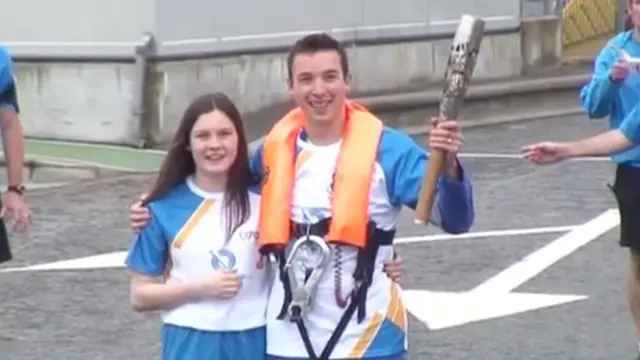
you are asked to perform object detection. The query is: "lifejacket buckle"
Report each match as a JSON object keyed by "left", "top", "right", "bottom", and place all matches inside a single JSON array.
[{"left": 283, "top": 232, "right": 332, "bottom": 322}]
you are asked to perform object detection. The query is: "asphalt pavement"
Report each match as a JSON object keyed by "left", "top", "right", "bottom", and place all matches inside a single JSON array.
[{"left": 0, "top": 114, "right": 633, "bottom": 360}]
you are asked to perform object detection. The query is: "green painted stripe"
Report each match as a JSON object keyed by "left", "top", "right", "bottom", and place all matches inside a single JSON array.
[{"left": 24, "top": 139, "right": 165, "bottom": 172}]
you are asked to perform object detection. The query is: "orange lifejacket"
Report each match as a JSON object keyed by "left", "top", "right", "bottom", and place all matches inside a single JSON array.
[{"left": 258, "top": 101, "right": 383, "bottom": 252}]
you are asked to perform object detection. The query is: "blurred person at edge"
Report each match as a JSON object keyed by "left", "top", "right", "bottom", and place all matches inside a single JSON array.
[
  {"left": 548, "top": 0, "right": 640, "bottom": 357},
  {"left": 128, "top": 32, "right": 473, "bottom": 360},
  {"left": 0, "top": 45, "right": 34, "bottom": 339}
]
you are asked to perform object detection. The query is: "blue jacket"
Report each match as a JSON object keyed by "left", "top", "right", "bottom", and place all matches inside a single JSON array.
[{"left": 580, "top": 31, "right": 640, "bottom": 166}]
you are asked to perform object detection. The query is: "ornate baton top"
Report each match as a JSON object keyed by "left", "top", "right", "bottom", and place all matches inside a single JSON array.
[{"left": 439, "top": 14, "right": 486, "bottom": 121}]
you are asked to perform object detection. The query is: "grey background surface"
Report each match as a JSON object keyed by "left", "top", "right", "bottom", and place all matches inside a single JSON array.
[
  {"left": 0, "top": 115, "right": 631, "bottom": 360},
  {"left": 0, "top": 0, "right": 521, "bottom": 56}
]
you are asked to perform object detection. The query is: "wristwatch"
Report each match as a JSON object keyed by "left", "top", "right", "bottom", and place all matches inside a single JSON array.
[{"left": 7, "top": 185, "right": 25, "bottom": 196}]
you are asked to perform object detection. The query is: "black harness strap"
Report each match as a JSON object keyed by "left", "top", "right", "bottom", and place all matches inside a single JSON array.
[
  {"left": 275, "top": 218, "right": 394, "bottom": 360},
  {"left": 353, "top": 225, "right": 380, "bottom": 323},
  {"left": 276, "top": 252, "right": 292, "bottom": 320},
  {"left": 292, "top": 277, "right": 369, "bottom": 360}
]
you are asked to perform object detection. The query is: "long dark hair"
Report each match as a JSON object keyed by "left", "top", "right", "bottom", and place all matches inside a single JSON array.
[{"left": 143, "top": 92, "right": 255, "bottom": 241}]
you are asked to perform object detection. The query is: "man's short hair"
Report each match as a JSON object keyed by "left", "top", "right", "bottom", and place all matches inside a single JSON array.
[{"left": 286, "top": 33, "right": 350, "bottom": 80}]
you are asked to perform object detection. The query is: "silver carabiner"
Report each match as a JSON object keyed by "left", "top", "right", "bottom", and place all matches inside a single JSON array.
[{"left": 283, "top": 233, "right": 332, "bottom": 321}]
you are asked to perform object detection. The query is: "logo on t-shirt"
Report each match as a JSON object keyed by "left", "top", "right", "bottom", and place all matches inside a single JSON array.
[
  {"left": 238, "top": 230, "right": 258, "bottom": 242},
  {"left": 210, "top": 248, "right": 237, "bottom": 270}
]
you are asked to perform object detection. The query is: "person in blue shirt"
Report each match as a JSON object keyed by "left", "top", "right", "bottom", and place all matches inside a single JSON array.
[
  {"left": 0, "top": 46, "right": 31, "bottom": 265},
  {"left": 0, "top": 46, "right": 32, "bottom": 341},
  {"left": 528, "top": 8, "right": 640, "bottom": 354}
]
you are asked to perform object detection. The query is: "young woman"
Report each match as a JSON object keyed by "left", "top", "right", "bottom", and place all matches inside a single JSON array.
[{"left": 125, "top": 92, "right": 267, "bottom": 360}]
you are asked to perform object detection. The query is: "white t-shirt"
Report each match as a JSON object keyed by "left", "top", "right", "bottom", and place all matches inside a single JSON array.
[
  {"left": 126, "top": 177, "right": 269, "bottom": 331},
  {"left": 251, "top": 126, "right": 474, "bottom": 358}
]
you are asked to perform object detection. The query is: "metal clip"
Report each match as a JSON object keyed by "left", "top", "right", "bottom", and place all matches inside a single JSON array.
[{"left": 283, "top": 231, "right": 332, "bottom": 322}]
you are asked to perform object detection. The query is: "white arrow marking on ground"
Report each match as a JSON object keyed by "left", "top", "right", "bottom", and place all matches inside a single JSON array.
[
  {"left": 0, "top": 225, "right": 575, "bottom": 273},
  {"left": 402, "top": 209, "right": 620, "bottom": 331},
  {"left": 0, "top": 252, "right": 129, "bottom": 272},
  {"left": 394, "top": 225, "right": 576, "bottom": 244}
]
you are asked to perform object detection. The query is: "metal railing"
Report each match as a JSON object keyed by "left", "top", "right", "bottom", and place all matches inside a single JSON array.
[
  {"left": 525, "top": 0, "right": 626, "bottom": 24},
  {"left": 560, "top": 0, "right": 622, "bottom": 59}
]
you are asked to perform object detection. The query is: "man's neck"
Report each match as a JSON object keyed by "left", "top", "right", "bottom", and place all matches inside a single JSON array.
[{"left": 305, "top": 116, "right": 345, "bottom": 146}]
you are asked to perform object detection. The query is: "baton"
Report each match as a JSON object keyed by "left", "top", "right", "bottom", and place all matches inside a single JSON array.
[{"left": 413, "top": 14, "right": 485, "bottom": 224}]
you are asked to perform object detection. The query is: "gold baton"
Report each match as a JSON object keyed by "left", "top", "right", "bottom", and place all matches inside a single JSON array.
[{"left": 414, "top": 14, "right": 486, "bottom": 225}]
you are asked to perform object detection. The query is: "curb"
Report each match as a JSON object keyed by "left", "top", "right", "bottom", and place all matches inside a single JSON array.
[
  {"left": 402, "top": 107, "right": 585, "bottom": 135},
  {"left": 364, "top": 71, "right": 590, "bottom": 132},
  {"left": 359, "top": 73, "right": 590, "bottom": 111}
]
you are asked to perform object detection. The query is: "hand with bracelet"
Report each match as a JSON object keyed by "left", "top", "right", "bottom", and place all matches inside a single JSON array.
[{"left": 2, "top": 185, "right": 31, "bottom": 232}]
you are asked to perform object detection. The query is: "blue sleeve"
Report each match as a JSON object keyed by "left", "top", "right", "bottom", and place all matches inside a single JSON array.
[
  {"left": 579, "top": 44, "right": 618, "bottom": 119},
  {"left": 249, "top": 144, "right": 264, "bottom": 191},
  {"left": 381, "top": 129, "right": 475, "bottom": 234},
  {"left": 434, "top": 163, "right": 475, "bottom": 234},
  {"left": 0, "top": 48, "right": 18, "bottom": 113},
  {"left": 125, "top": 206, "right": 169, "bottom": 277},
  {"left": 620, "top": 106, "right": 640, "bottom": 145}
]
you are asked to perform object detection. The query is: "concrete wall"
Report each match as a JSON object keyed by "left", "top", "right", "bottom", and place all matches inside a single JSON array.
[
  {"left": 0, "top": 0, "right": 564, "bottom": 148},
  {"left": 13, "top": 25, "right": 550, "bottom": 147},
  {"left": 521, "top": 16, "right": 563, "bottom": 73},
  {"left": 14, "top": 63, "right": 139, "bottom": 145},
  {"left": 0, "top": 0, "right": 155, "bottom": 43},
  {"left": 154, "top": 31, "right": 524, "bottom": 145},
  {"left": 0, "top": 0, "right": 154, "bottom": 59}
]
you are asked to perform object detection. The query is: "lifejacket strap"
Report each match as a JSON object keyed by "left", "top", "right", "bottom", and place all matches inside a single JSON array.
[
  {"left": 275, "top": 252, "right": 292, "bottom": 320},
  {"left": 353, "top": 222, "right": 380, "bottom": 323},
  {"left": 259, "top": 244, "right": 285, "bottom": 257}
]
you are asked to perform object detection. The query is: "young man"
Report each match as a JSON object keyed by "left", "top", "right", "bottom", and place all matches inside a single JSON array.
[
  {"left": 0, "top": 45, "right": 32, "bottom": 339},
  {"left": 528, "top": 2, "right": 640, "bottom": 354},
  {"left": 130, "top": 33, "right": 475, "bottom": 359}
]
